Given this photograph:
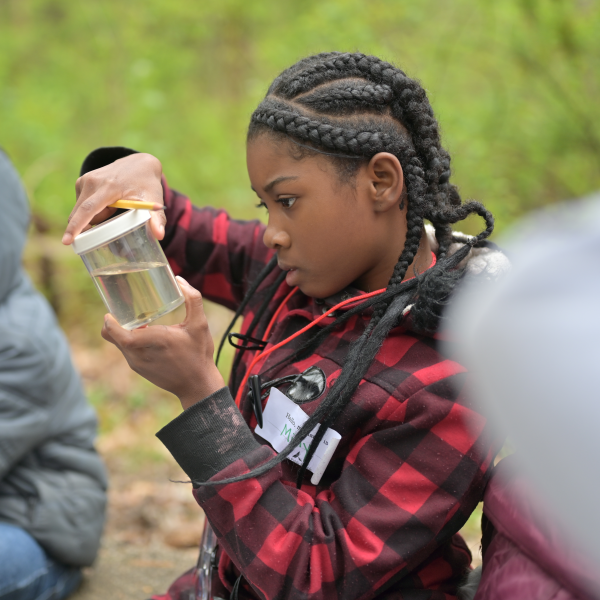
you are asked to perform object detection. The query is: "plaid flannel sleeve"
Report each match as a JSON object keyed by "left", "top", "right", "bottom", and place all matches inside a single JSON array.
[
  {"left": 158, "top": 375, "right": 493, "bottom": 600},
  {"left": 161, "top": 180, "right": 272, "bottom": 311}
]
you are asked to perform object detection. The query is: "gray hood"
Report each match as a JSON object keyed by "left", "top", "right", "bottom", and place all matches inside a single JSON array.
[{"left": 0, "top": 150, "right": 30, "bottom": 302}]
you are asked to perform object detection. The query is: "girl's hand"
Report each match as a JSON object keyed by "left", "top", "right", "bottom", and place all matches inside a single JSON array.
[
  {"left": 101, "top": 277, "right": 225, "bottom": 410},
  {"left": 62, "top": 152, "right": 166, "bottom": 245}
]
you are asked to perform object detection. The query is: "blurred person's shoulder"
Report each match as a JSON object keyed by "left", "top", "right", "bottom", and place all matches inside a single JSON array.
[{"left": 497, "top": 191, "right": 600, "bottom": 256}]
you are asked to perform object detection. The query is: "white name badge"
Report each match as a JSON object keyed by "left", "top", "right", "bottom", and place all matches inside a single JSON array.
[{"left": 254, "top": 387, "right": 341, "bottom": 485}]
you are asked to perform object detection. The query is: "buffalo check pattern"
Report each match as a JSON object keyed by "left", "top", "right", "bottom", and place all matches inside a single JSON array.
[
  {"left": 151, "top": 182, "right": 498, "bottom": 600},
  {"left": 80, "top": 151, "right": 498, "bottom": 600}
]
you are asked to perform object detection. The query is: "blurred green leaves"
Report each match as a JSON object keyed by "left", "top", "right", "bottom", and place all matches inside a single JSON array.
[{"left": 1, "top": 0, "right": 598, "bottom": 233}]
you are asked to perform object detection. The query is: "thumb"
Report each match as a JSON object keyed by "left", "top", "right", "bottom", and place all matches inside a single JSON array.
[
  {"left": 102, "top": 313, "right": 131, "bottom": 346},
  {"left": 176, "top": 276, "right": 206, "bottom": 328},
  {"left": 150, "top": 208, "right": 166, "bottom": 240}
]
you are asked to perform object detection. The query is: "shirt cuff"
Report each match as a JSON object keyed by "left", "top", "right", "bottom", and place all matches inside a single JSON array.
[{"left": 156, "top": 387, "right": 261, "bottom": 484}]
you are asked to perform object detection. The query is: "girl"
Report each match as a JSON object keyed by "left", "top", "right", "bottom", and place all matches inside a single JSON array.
[{"left": 64, "top": 52, "right": 504, "bottom": 600}]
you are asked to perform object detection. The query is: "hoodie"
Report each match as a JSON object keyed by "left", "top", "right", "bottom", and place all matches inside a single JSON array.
[{"left": 0, "top": 150, "right": 107, "bottom": 567}]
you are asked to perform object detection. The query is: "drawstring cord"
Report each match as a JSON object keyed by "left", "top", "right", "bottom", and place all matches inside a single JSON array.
[
  {"left": 232, "top": 251, "right": 437, "bottom": 408},
  {"left": 233, "top": 287, "right": 385, "bottom": 407}
]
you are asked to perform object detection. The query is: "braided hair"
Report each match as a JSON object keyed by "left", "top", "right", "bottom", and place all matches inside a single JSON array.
[{"left": 200, "top": 52, "right": 494, "bottom": 488}]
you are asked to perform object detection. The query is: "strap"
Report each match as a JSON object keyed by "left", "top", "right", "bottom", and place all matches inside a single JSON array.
[{"left": 230, "top": 574, "right": 243, "bottom": 600}]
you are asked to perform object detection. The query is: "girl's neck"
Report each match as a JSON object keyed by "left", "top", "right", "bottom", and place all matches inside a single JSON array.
[
  {"left": 353, "top": 226, "right": 433, "bottom": 292},
  {"left": 404, "top": 227, "right": 433, "bottom": 281}
]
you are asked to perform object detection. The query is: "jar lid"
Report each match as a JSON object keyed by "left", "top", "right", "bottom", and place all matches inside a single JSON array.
[{"left": 71, "top": 209, "right": 152, "bottom": 255}]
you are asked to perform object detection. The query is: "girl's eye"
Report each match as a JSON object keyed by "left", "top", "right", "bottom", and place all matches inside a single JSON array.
[
  {"left": 278, "top": 197, "right": 297, "bottom": 209},
  {"left": 256, "top": 202, "right": 268, "bottom": 211}
]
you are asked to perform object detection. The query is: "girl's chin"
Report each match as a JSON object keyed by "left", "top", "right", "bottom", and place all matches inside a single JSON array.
[
  {"left": 294, "top": 281, "right": 345, "bottom": 301},
  {"left": 284, "top": 269, "right": 347, "bottom": 299}
]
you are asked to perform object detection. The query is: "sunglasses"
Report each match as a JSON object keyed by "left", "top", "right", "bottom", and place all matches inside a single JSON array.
[{"left": 247, "top": 365, "right": 327, "bottom": 428}]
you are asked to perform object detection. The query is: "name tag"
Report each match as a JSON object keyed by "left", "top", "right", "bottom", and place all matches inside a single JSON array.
[{"left": 255, "top": 387, "right": 341, "bottom": 485}]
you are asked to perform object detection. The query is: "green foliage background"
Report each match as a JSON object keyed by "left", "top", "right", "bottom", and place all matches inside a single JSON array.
[
  {"left": 2, "top": 0, "right": 599, "bottom": 225},
  {"left": 1, "top": 0, "right": 599, "bottom": 337}
]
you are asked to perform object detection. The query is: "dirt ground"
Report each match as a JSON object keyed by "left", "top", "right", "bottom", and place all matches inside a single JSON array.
[
  {"left": 69, "top": 446, "right": 205, "bottom": 599},
  {"left": 71, "top": 539, "right": 197, "bottom": 600}
]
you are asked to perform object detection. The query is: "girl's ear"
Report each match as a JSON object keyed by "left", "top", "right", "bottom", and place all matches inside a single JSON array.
[{"left": 365, "top": 152, "right": 405, "bottom": 213}]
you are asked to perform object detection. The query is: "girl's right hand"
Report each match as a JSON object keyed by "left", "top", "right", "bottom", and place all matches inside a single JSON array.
[{"left": 61, "top": 152, "right": 166, "bottom": 245}]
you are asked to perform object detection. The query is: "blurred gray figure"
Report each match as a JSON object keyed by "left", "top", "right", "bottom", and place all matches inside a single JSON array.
[
  {"left": 0, "top": 150, "right": 107, "bottom": 600},
  {"left": 450, "top": 193, "right": 600, "bottom": 599}
]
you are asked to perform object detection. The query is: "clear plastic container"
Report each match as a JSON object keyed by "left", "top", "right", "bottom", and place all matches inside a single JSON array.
[{"left": 72, "top": 209, "right": 184, "bottom": 330}]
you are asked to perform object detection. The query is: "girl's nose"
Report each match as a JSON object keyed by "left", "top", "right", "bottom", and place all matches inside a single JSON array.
[{"left": 263, "top": 222, "right": 291, "bottom": 250}]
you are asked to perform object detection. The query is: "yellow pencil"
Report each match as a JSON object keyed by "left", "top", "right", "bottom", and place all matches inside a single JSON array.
[{"left": 109, "top": 200, "right": 163, "bottom": 211}]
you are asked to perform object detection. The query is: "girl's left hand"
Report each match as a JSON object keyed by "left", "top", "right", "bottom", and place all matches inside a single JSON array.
[{"left": 102, "top": 277, "right": 225, "bottom": 410}]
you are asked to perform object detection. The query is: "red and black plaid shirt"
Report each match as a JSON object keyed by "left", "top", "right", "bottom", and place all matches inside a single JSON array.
[{"left": 149, "top": 180, "right": 498, "bottom": 600}]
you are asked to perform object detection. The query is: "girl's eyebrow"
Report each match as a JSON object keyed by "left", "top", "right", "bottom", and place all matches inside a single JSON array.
[{"left": 263, "top": 175, "right": 298, "bottom": 193}]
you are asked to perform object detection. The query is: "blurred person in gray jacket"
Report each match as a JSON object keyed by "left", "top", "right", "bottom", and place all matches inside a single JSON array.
[
  {"left": 450, "top": 193, "right": 600, "bottom": 599},
  {"left": 0, "top": 150, "right": 107, "bottom": 600}
]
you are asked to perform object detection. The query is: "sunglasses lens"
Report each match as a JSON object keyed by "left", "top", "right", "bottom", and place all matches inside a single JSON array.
[{"left": 286, "top": 366, "right": 326, "bottom": 404}]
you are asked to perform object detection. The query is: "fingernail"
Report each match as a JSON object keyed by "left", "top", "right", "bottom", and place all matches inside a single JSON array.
[
  {"left": 176, "top": 276, "right": 188, "bottom": 287},
  {"left": 62, "top": 233, "right": 72, "bottom": 245},
  {"left": 159, "top": 225, "right": 165, "bottom": 237}
]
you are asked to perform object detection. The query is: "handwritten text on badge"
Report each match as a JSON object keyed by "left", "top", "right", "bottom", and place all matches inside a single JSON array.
[{"left": 254, "top": 388, "right": 341, "bottom": 485}]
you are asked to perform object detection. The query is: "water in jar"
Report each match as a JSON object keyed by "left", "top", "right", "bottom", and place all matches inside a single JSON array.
[{"left": 91, "top": 261, "right": 184, "bottom": 329}]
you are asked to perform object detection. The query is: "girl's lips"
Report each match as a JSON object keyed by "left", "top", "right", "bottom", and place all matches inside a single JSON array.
[{"left": 285, "top": 268, "right": 299, "bottom": 286}]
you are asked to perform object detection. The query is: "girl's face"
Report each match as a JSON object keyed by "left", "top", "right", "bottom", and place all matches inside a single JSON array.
[{"left": 246, "top": 134, "right": 412, "bottom": 298}]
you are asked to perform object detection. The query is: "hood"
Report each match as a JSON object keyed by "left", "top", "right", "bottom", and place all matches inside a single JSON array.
[
  {"left": 404, "top": 225, "right": 511, "bottom": 335},
  {"left": 428, "top": 225, "right": 510, "bottom": 280},
  {"left": 0, "top": 150, "right": 30, "bottom": 302}
]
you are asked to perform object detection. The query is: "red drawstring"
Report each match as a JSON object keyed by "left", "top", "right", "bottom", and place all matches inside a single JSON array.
[
  {"left": 263, "top": 287, "right": 299, "bottom": 341},
  {"left": 234, "top": 287, "right": 384, "bottom": 407},
  {"left": 233, "top": 251, "right": 437, "bottom": 408}
]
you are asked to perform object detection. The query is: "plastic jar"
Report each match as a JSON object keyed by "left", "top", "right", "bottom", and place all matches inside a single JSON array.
[{"left": 72, "top": 209, "right": 184, "bottom": 330}]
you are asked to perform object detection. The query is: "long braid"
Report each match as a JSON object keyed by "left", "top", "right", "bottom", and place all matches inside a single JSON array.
[
  {"left": 294, "top": 287, "right": 416, "bottom": 486},
  {"left": 192, "top": 280, "right": 419, "bottom": 489},
  {"left": 196, "top": 53, "right": 495, "bottom": 489}
]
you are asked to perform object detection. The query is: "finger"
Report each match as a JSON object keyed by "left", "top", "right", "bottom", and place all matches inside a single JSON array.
[
  {"left": 63, "top": 190, "right": 120, "bottom": 245},
  {"left": 101, "top": 313, "right": 134, "bottom": 348},
  {"left": 176, "top": 277, "right": 207, "bottom": 330},
  {"left": 67, "top": 205, "right": 117, "bottom": 229},
  {"left": 150, "top": 208, "right": 166, "bottom": 240},
  {"left": 101, "top": 314, "right": 118, "bottom": 345}
]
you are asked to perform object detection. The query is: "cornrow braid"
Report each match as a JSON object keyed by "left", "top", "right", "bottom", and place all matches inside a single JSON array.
[
  {"left": 197, "top": 52, "right": 495, "bottom": 489},
  {"left": 296, "top": 81, "right": 394, "bottom": 113}
]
